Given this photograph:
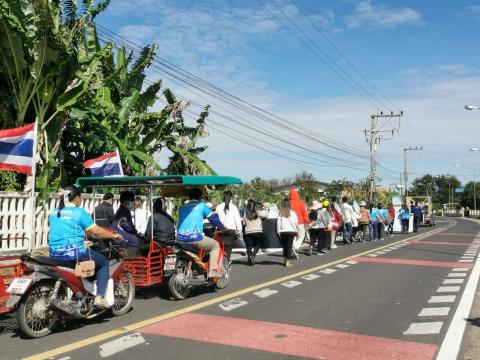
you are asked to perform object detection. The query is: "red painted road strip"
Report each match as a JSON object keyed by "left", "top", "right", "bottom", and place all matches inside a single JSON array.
[
  {"left": 408, "top": 240, "right": 480, "bottom": 247},
  {"left": 138, "top": 313, "right": 437, "bottom": 360},
  {"left": 353, "top": 257, "right": 474, "bottom": 268},
  {"left": 435, "top": 232, "right": 477, "bottom": 237}
]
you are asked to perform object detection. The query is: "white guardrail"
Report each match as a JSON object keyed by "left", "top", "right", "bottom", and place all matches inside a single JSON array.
[{"left": 0, "top": 192, "right": 131, "bottom": 254}]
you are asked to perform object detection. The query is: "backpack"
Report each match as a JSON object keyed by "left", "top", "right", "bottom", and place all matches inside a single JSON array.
[{"left": 309, "top": 209, "right": 318, "bottom": 222}]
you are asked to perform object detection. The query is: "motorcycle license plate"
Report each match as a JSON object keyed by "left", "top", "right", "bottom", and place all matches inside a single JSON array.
[
  {"left": 7, "top": 278, "right": 32, "bottom": 295},
  {"left": 164, "top": 255, "right": 177, "bottom": 271}
]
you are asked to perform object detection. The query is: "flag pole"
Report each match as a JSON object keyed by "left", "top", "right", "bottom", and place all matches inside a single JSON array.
[
  {"left": 116, "top": 148, "right": 124, "bottom": 176},
  {"left": 28, "top": 120, "right": 38, "bottom": 253}
]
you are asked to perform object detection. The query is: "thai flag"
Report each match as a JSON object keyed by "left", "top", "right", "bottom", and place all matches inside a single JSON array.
[
  {"left": 83, "top": 150, "right": 124, "bottom": 177},
  {"left": 0, "top": 123, "right": 35, "bottom": 175}
]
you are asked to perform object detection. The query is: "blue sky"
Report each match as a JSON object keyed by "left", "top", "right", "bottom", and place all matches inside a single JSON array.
[{"left": 97, "top": 1, "right": 480, "bottom": 187}]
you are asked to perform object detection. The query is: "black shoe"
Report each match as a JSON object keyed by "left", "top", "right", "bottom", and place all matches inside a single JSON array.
[{"left": 248, "top": 256, "right": 253, "bottom": 266}]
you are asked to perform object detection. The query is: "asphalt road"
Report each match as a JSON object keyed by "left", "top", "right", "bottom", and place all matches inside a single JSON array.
[{"left": 1, "top": 216, "right": 479, "bottom": 360}]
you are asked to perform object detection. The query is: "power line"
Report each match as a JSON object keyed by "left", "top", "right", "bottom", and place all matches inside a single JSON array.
[
  {"left": 260, "top": 0, "right": 389, "bottom": 110},
  {"left": 96, "top": 25, "right": 372, "bottom": 160},
  {"left": 287, "top": 0, "right": 401, "bottom": 112}
]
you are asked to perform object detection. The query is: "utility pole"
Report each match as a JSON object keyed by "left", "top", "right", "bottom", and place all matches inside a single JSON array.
[
  {"left": 404, "top": 146, "right": 423, "bottom": 199},
  {"left": 365, "top": 111, "right": 403, "bottom": 204}
]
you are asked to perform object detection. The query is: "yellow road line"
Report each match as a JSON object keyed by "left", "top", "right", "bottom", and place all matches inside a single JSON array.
[{"left": 24, "top": 224, "right": 452, "bottom": 360}]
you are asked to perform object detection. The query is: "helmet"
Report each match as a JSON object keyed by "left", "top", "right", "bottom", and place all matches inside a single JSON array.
[{"left": 322, "top": 200, "right": 330, "bottom": 207}]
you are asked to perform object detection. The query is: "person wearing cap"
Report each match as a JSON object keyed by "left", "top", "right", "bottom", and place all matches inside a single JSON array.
[{"left": 358, "top": 201, "right": 371, "bottom": 242}]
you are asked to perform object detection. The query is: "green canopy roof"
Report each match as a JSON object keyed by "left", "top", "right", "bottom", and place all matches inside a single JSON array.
[{"left": 75, "top": 175, "right": 242, "bottom": 188}]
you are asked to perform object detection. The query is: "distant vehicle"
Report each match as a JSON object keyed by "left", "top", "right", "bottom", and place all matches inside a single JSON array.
[{"left": 406, "top": 196, "right": 436, "bottom": 226}]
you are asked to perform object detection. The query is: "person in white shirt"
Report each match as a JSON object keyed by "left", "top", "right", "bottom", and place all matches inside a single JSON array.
[
  {"left": 216, "top": 191, "right": 242, "bottom": 261},
  {"left": 276, "top": 198, "right": 298, "bottom": 267},
  {"left": 132, "top": 196, "right": 149, "bottom": 236},
  {"left": 341, "top": 196, "right": 355, "bottom": 245}
]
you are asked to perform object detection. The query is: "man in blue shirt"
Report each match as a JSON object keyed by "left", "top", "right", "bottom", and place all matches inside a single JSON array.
[
  {"left": 177, "top": 188, "right": 225, "bottom": 278},
  {"left": 49, "top": 186, "right": 122, "bottom": 308},
  {"left": 412, "top": 201, "right": 423, "bottom": 233}
]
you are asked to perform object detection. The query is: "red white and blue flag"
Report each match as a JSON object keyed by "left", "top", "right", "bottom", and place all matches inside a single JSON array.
[
  {"left": 0, "top": 123, "right": 36, "bottom": 175},
  {"left": 83, "top": 150, "right": 124, "bottom": 177}
]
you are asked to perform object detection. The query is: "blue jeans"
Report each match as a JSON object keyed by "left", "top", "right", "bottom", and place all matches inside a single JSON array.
[
  {"left": 78, "top": 250, "right": 109, "bottom": 296},
  {"left": 370, "top": 222, "right": 378, "bottom": 240},
  {"left": 343, "top": 222, "right": 353, "bottom": 243}
]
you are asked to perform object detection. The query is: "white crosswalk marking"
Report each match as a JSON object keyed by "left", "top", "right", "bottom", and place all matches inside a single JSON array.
[
  {"left": 418, "top": 307, "right": 450, "bottom": 316},
  {"left": 437, "top": 286, "right": 461, "bottom": 293},
  {"left": 459, "top": 259, "right": 473, "bottom": 262},
  {"left": 447, "top": 273, "right": 467, "bottom": 278},
  {"left": 253, "top": 288, "right": 278, "bottom": 298},
  {"left": 335, "top": 264, "right": 349, "bottom": 269},
  {"left": 375, "top": 251, "right": 387, "bottom": 254},
  {"left": 219, "top": 298, "right": 248, "bottom": 311},
  {"left": 281, "top": 280, "right": 302, "bottom": 288},
  {"left": 452, "top": 268, "right": 469, "bottom": 272},
  {"left": 346, "top": 260, "right": 358, "bottom": 265},
  {"left": 404, "top": 322, "right": 443, "bottom": 335},
  {"left": 301, "top": 274, "right": 321, "bottom": 281},
  {"left": 367, "top": 253, "right": 378, "bottom": 257},
  {"left": 428, "top": 295, "right": 456, "bottom": 303},
  {"left": 443, "top": 279, "right": 465, "bottom": 285}
]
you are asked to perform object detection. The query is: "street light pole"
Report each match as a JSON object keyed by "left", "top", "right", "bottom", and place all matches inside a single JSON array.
[{"left": 404, "top": 146, "right": 423, "bottom": 199}]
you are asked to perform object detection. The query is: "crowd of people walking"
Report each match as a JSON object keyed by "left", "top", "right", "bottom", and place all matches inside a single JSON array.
[{"left": 90, "top": 187, "right": 422, "bottom": 270}]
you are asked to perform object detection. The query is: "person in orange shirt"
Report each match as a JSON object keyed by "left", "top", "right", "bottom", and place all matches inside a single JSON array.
[{"left": 289, "top": 189, "right": 310, "bottom": 258}]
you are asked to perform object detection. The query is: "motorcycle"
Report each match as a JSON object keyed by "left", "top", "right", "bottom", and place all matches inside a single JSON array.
[
  {"left": 6, "top": 247, "right": 135, "bottom": 338},
  {"left": 166, "top": 230, "right": 230, "bottom": 300}
]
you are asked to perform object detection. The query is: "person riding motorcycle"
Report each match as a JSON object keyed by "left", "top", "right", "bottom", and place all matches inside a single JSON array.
[
  {"left": 48, "top": 186, "right": 122, "bottom": 308},
  {"left": 176, "top": 188, "right": 225, "bottom": 278}
]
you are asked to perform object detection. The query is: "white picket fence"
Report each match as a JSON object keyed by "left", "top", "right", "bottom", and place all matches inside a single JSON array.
[{"left": 0, "top": 192, "right": 129, "bottom": 254}]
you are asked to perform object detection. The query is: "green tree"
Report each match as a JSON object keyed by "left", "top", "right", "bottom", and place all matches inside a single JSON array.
[
  {"left": 293, "top": 171, "right": 319, "bottom": 203},
  {"left": 460, "top": 181, "right": 480, "bottom": 209},
  {"left": 325, "top": 178, "right": 354, "bottom": 199},
  {"left": 409, "top": 174, "right": 461, "bottom": 207}
]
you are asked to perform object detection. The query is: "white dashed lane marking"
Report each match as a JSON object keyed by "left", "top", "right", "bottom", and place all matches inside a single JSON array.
[
  {"left": 418, "top": 307, "right": 450, "bottom": 316},
  {"left": 281, "top": 280, "right": 302, "bottom": 288},
  {"left": 301, "top": 274, "right": 321, "bottom": 281},
  {"left": 253, "top": 288, "right": 278, "bottom": 298},
  {"left": 219, "top": 298, "right": 249, "bottom": 311},
  {"left": 428, "top": 295, "right": 456, "bottom": 303},
  {"left": 99, "top": 333, "right": 146, "bottom": 358},
  {"left": 404, "top": 322, "right": 443, "bottom": 335},
  {"left": 443, "top": 279, "right": 465, "bottom": 285},
  {"left": 437, "top": 286, "right": 461, "bottom": 293},
  {"left": 319, "top": 268, "right": 337, "bottom": 274}
]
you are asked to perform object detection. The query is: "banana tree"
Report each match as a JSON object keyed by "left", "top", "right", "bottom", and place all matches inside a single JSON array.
[{"left": 0, "top": 0, "right": 111, "bottom": 194}]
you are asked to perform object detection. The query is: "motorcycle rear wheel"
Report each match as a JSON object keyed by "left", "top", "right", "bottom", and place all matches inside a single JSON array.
[
  {"left": 168, "top": 259, "right": 192, "bottom": 300},
  {"left": 215, "top": 257, "right": 230, "bottom": 289},
  {"left": 111, "top": 272, "right": 135, "bottom": 316},
  {"left": 17, "top": 282, "right": 61, "bottom": 338}
]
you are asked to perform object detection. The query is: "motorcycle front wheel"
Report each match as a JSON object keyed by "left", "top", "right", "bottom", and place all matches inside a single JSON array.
[
  {"left": 168, "top": 259, "right": 192, "bottom": 300},
  {"left": 17, "top": 282, "right": 61, "bottom": 338}
]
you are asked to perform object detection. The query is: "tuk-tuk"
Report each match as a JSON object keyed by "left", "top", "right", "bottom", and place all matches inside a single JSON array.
[{"left": 75, "top": 175, "right": 243, "bottom": 289}]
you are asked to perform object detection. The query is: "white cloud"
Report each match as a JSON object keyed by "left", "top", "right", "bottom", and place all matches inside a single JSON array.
[{"left": 345, "top": 0, "right": 423, "bottom": 29}]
